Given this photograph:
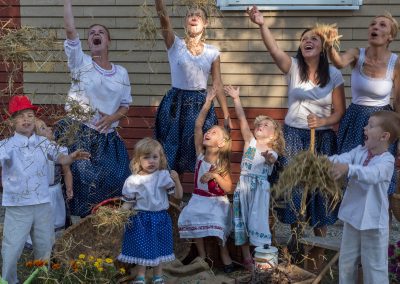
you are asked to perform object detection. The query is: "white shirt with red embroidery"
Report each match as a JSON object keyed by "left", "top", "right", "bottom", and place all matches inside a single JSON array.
[{"left": 329, "top": 145, "right": 394, "bottom": 230}]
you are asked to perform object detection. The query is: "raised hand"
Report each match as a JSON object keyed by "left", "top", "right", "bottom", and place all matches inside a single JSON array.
[
  {"left": 247, "top": 6, "right": 264, "bottom": 26},
  {"left": 224, "top": 85, "right": 240, "bottom": 100}
]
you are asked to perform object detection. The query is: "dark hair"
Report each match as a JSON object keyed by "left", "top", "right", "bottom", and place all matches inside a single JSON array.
[
  {"left": 88, "top": 24, "right": 111, "bottom": 41},
  {"left": 371, "top": 110, "right": 400, "bottom": 144},
  {"left": 295, "top": 28, "right": 330, "bottom": 88}
]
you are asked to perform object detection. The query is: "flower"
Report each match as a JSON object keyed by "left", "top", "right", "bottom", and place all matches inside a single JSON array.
[
  {"left": 389, "top": 241, "right": 400, "bottom": 282},
  {"left": 51, "top": 263, "right": 61, "bottom": 270},
  {"left": 25, "top": 253, "right": 121, "bottom": 283},
  {"left": 25, "top": 261, "right": 34, "bottom": 268}
]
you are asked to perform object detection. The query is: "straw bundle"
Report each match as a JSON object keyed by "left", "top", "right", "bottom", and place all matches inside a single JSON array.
[
  {"left": 271, "top": 129, "right": 342, "bottom": 216},
  {"left": 312, "top": 23, "right": 342, "bottom": 51},
  {"left": 92, "top": 206, "right": 136, "bottom": 236}
]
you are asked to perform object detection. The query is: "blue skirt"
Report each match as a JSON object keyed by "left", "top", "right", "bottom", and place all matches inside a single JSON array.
[
  {"left": 154, "top": 88, "right": 218, "bottom": 173},
  {"left": 337, "top": 103, "right": 398, "bottom": 194},
  {"left": 275, "top": 125, "right": 339, "bottom": 227},
  {"left": 118, "top": 210, "right": 175, "bottom": 266},
  {"left": 55, "top": 118, "right": 131, "bottom": 217}
]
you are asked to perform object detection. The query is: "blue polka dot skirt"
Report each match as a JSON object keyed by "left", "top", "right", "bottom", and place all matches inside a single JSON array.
[
  {"left": 154, "top": 88, "right": 218, "bottom": 173},
  {"left": 118, "top": 210, "right": 175, "bottom": 266},
  {"left": 275, "top": 125, "right": 339, "bottom": 227},
  {"left": 55, "top": 118, "right": 131, "bottom": 217},
  {"left": 337, "top": 103, "right": 398, "bottom": 195}
]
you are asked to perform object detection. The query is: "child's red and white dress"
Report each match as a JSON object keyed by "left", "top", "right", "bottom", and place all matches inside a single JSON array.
[{"left": 178, "top": 154, "right": 232, "bottom": 245}]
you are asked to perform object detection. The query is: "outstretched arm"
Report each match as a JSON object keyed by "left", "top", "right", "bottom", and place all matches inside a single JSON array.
[
  {"left": 57, "top": 150, "right": 90, "bottom": 166},
  {"left": 224, "top": 85, "right": 253, "bottom": 145},
  {"left": 327, "top": 47, "right": 359, "bottom": 69},
  {"left": 155, "top": 0, "right": 175, "bottom": 48},
  {"left": 247, "top": 6, "right": 291, "bottom": 74},
  {"left": 64, "top": 0, "right": 77, "bottom": 40},
  {"left": 211, "top": 58, "right": 231, "bottom": 129},
  {"left": 194, "top": 88, "right": 217, "bottom": 156}
]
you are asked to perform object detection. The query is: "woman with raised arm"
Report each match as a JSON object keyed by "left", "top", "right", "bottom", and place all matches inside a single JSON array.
[
  {"left": 248, "top": 6, "right": 346, "bottom": 268},
  {"left": 57, "top": 0, "right": 132, "bottom": 217},
  {"left": 154, "top": 0, "right": 231, "bottom": 173},
  {"left": 327, "top": 14, "right": 400, "bottom": 195}
]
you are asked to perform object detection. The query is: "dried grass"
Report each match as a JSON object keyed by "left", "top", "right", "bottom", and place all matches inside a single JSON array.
[
  {"left": 312, "top": 23, "right": 342, "bottom": 51},
  {"left": 137, "top": 0, "right": 158, "bottom": 45},
  {"left": 271, "top": 151, "right": 342, "bottom": 216},
  {"left": 0, "top": 20, "right": 63, "bottom": 94},
  {"left": 92, "top": 206, "right": 136, "bottom": 236},
  {"left": 180, "top": 0, "right": 219, "bottom": 18}
]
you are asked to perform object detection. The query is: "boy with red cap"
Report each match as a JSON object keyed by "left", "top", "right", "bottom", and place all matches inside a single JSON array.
[{"left": 0, "top": 95, "right": 90, "bottom": 284}]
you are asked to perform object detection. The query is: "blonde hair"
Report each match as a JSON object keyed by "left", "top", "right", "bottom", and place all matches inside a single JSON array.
[
  {"left": 130, "top": 138, "right": 168, "bottom": 174},
  {"left": 254, "top": 115, "right": 285, "bottom": 155},
  {"left": 204, "top": 125, "right": 232, "bottom": 177},
  {"left": 34, "top": 118, "right": 45, "bottom": 133},
  {"left": 371, "top": 111, "right": 400, "bottom": 144},
  {"left": 373, "top": 13, "right": 399, "bottom": 40}
]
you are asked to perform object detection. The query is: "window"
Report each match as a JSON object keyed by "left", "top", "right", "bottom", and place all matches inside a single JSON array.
[{"left": 217, "top": 0, "right": 363, "bottom": 10}]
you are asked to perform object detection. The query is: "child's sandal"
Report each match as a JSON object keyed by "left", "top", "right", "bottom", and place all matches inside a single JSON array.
[
  {"left": 243, "top": 257, "right": 254, "bottom": 271},
  {"left": 152, "top": 276, "right": 165, "bottom": 284},
  {"left": 131, "top": 276, "right": 146, "bottom": 284}
]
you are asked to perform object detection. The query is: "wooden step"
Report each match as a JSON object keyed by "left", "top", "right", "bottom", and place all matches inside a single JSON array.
[{"left": 299, "top": 236, "right": 341, "bottom": 251}]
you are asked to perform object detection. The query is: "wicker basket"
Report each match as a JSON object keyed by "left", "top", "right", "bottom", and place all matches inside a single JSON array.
[{"left": 53, "top": 199, "right": 190, "bottom": 263}]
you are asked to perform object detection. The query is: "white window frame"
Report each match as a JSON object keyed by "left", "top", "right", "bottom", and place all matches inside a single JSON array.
[{"left": 217, "top": 0, "right": 363, "bottom": 10}]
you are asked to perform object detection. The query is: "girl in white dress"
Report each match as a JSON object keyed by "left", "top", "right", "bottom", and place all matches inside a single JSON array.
[
  {"left": 178, "top": 88, "right": 236, "bottom": 273},
  {"left": 225, "top": 85, "right": 285, "bottom": 271}
]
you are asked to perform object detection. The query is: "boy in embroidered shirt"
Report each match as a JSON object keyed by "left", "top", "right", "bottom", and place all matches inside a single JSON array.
[
  {"left": 329, "top": 110, "right": 400, "bottom": 284},
  {"left": 0, "top": 96, "right": 90, "bottom": 284}
]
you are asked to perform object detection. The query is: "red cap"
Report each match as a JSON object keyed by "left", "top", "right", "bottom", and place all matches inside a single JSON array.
[{"left": 7, "top": 95, "right": 38, "bottom": 117}]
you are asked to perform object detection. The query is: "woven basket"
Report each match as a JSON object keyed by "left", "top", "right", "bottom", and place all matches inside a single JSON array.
[{"left": 53, "top": 199, "right": 190, "bottom": 263}]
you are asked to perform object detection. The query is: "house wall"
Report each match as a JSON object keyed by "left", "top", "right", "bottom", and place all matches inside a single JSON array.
[
  {"left": 2, "top": 1, "right": 399, "bottom": 191},
  {"left": 18, "top": 0, "right": 400, "bottom": 107}
]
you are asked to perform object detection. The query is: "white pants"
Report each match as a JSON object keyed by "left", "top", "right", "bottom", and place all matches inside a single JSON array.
[
  {"left": 1, "top": 203, "right": 54, "bottom": 284},
  {"left": 339, "top": 222, "right": 388, "bottom": 284}
]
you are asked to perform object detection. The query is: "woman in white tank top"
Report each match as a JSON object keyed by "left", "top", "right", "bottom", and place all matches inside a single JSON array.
[{"left": 327, "top": 14, "right": 400, "bottom": 195}]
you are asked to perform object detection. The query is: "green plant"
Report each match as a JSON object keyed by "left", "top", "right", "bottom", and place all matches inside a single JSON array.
[
  {"left": 24, "top": 255, "right": 126, "bottom": 283},
  {"left": 389, "top": 242, "right": 400, "bottom": 282}
]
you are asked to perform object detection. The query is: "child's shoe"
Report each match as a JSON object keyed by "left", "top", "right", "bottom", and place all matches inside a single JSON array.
[
  {"left": 131, "top": 276, "right": 145, "bottom": 284},
  {"left": 242, "top": 257, "right": 254, "bottom": 271},
  {"left": 152, "top": 275, "right": 165, "bottom": 284},
  {"left": 223, "top": 262, "right": 240, "bottom": 273}
]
